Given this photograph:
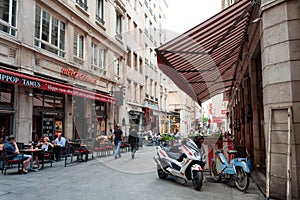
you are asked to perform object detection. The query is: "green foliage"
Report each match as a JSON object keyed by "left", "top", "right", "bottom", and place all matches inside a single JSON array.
[
  {"left": 202, "top": 116, "right": 209, "bottom": 124},
  {"left": 161, "top": 134, "right": 174, "bottom": 142}
]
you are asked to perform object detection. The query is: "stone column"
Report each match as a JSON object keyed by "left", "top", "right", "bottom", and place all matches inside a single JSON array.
[
  {"left": 261, "top": 0, "right": 300, "bottom": 198},
  {"left": 14, "top": 86, "right": 33, "bottom": 143},
  {"left": 64, "top": 95, "right": 73, "bottom": 140}
]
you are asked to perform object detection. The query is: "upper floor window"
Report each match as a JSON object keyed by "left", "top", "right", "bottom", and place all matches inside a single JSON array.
[
  {"left": 114, "top": 56, "right": 121, "bottom": 81},
  {"left": 0, "top": 0, "right": 18, "bottom": 36},
  {"left": 73, "top": 30, "right": 84, "bottom": 65},
  {"left": 91, "top": 42, "right": 106, "bottom": 75},
  {"left": 35, "top": 6, "right": 66, "bottom": 57},
  {"left": 76, "top": 0, "right": 88, "bottom": 11},
  {"left": 96, "top": 0, "right": 104, "bottom": 25},
  {"left": 116, "top": 13, "right": 122, "bottom": 40}
]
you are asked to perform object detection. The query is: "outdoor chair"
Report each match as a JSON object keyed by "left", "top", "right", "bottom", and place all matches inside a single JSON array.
[
  {"left": 40, "top": 146, "right": 54, "bottom": 169},
  {"left": 1, "top": 148, "right": 24, "bottom": 175}
]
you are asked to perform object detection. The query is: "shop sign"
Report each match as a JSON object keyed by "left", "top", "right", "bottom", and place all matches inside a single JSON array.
[
  {"left": 61, "top": 68, "right": 97, "bottom": 84},
  {"left": 42, "top": 117, "right": 54, "bottom": 137},
  {"left": 213, "top": 116, "right": 226, "bottom": 123},
  {"left": 0, "top": 72, "right": 42, "bottom": 88},
  {"left": 0, "top": 68, "right": 115, "bottom": 103}
]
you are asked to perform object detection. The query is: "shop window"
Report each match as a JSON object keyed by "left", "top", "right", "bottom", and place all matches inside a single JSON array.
[
  {"left": 34, "top": 5, "right": 66, "bottom": 57},
  {"left": 0, "top": 83, "right": 14, "bottom": 108},
  {"left": 0, "top": 0, "right": 18, "bottom": 36},
  {"left": 33, "top": 90, "right": 64, "bottom": 111}
]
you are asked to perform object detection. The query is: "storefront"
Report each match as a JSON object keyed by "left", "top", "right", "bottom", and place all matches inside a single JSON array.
[
  {"left": 0, "top": 67, "right": 115, "bottom": 142},
  {"left": 0, "top": 82, "right": 14, "bottom": 140}
]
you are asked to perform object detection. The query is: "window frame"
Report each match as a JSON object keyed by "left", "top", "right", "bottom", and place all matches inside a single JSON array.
[
  {"left": 91, "top": 42, "right": 106, "bottom": 75},
  {"left": 34, "top": 5, "right": 66, "bottom": 57},
  {"left": 0, "top": 0, "right": 18, "bottom": 36},
  {"left": 96, "top": 0, "right": 105, "bottom": 25},
  {"left": 73, "top": 30, "right": 85, "bottom": 65}
]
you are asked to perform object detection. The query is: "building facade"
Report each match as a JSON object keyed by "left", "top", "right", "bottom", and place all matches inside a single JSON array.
[
  {"left": 122, "top": 0, "right": 169, "bottom": 135},
  {"left": 223, "top": 0, "right": 300, "bottom": 199},
  {"left": 0, "top": 0, "right": 172, "bottom": 142},
  {"left": 0, "top": 0, "right": 130, "bottom": 142}
]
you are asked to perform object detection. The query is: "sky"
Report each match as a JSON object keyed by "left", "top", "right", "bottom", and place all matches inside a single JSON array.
[{"left": 164, "top": 0, "right": 222, "bottom": 36}]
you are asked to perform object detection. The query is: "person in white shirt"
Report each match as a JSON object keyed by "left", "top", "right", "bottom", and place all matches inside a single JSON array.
[{"left": 53, "top": 133, "right": 66, "bottom": 161}]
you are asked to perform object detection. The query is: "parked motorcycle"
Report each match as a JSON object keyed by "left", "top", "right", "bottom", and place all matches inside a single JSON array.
[
  {"left": 210, "top": 145, "right": 250, "bottom": 191},
  {"left": 154, "top": 138, "right": 206, "bottom": 191}
]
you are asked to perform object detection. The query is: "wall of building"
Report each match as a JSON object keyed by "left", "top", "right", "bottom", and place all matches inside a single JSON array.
[{"left": 261, "top": 0, "right": 300, "bottom": 198}]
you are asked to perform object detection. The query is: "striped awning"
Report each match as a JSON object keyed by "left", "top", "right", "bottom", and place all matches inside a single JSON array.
[{"left": 156, "top": 0, "right": 256, "bottom": 105}]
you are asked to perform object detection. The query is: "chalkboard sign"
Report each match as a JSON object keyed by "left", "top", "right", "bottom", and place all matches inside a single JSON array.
[{"left": 42, "top": 117, "right": 54, "bottom": 138}]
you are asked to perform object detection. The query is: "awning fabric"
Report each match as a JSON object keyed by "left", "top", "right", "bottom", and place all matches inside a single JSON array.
[
  {"left": 156, "top": 0, "right": 255, "bottom": 105},
  {"left": 0, "top": 68, "right": 115, "bottom": 104}
]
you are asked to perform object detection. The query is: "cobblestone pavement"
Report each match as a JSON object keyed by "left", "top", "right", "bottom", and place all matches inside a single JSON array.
[{"left": 0, "top": 146, "right": 266, "bottom": 200}]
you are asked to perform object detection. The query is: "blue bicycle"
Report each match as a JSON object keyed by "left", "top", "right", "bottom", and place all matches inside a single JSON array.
[{"left": 210, "top": 145, "right": 250, "bottom": 191}]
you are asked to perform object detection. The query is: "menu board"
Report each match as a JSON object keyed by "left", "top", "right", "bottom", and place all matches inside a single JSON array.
[{"left": 42, "top": 117, "right": 54, "bottom": 138}]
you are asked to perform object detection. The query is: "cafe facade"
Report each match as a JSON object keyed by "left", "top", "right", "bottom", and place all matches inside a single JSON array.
[{"left": 0, "top": 0, "right": 126, "bottom": 143}]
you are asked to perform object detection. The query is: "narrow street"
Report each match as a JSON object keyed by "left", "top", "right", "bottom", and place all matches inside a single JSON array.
[{"left": 0, "top": 146, "right": 266, "bottom": 200}]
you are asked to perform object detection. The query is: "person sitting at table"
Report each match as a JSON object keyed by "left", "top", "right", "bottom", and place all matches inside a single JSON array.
[
  {"left": 34, "top": 137, "right": 54, "bottom": 168},
  {"left": 3, "top": 135, "right": 32, "bottom": 174},
  {"left": 53, "top": 133, "right": 66, "bottom": 161},
  {"left": 31, "top": 134, "right": 40, "bottom": 147}
]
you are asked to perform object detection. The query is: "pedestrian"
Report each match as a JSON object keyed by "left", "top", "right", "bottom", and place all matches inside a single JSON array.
[
  {"left": 112, "top": 124, "right": 123, "bottom": 159},
  {"left": 128, "top": 126, "right": 139, "bottom": 159}
]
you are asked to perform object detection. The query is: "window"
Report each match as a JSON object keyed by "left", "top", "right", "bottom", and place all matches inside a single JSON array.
[
  {"left": 126, "top": 49, "right": 132, "bottom": 67},
  {"left": 0, "top": 83, "right": 14, "bottom": 107},
  {"left": 0, "top": 0, "right": 18, "bottom": 36},
  {"left": 133, "top": 53, "right": 138, "bottom": 71},
  {"left": 91, "top": 42, "right": 106, "bottom": 75},
  {"left": 133, "top": 82, "right": 137, "bottom": 102},
  {"left": 74, "top": 31, "right": 84, "bottom": 65},
  {"left": 127, "top": 79, "right": 131, "bottom": 100},
  {"left": 76, "top": 0, "right": 88, "bottom": 11},
  {"left": 96, "top": 0, "right": 104, "bottom": 25},
  {"left": 114, "top": 56, "right": 121, "bottom": 81},
  {"left": 139, "top": 57, "right": 143, "bottom": 74},
  {"left": 139, "top": 85, "right": 143, "bottom": 103},
  {"left": 116, "top": 13, "right": 122, "bottom": 39},
  {"left": 35, "top": 6, "right": 66, "bottom": 57}
]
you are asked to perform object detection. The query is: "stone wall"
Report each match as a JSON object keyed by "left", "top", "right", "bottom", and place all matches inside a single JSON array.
[{"left": 261, "top": 0, "right": 300, "bottom": 198}]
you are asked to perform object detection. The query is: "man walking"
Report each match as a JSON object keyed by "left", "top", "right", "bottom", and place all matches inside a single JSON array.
[
  {"left": 112, "top": 124, "right": 123, "bottom": 159},
  {"left": 128, "top": 126, "right": 139, "bottom": 159}
]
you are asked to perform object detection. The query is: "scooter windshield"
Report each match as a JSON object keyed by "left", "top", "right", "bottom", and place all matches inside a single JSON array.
[{"left": 185, "top": 139, "right": 200, "bottom": 153}]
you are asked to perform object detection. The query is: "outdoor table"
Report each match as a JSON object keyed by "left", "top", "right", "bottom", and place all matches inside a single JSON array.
[{"left": 20, "top": 148, "right": 42, "bottom": 172}]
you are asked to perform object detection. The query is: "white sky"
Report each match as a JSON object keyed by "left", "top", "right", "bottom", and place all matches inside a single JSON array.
[{"left": 164, "top": 0, "right": 222, "bottom": 35}]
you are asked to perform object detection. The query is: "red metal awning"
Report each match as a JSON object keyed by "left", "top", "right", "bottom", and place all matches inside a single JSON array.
[
  {"left": 0, "top": 68, "right": 115, "bottom": 104},
  {"left": 156, "top": 0, "right": 255, "bottom": 105}
]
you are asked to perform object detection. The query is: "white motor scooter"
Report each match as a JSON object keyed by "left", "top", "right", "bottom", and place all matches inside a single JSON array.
[{"left": 153, "top": 138, "right": 206, "bottom": 191}]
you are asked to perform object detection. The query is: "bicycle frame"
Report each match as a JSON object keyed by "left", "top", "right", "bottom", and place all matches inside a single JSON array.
[{"left": 212, "top": 151, "right": 250, "bottom": 175}]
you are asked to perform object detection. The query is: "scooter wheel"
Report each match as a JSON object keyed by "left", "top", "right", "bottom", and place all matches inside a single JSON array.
[
  {"left": 235, "top": 165, "right": 249, "bottom": 191},
  {"left": 192, "top": 171, "right": 203, "bottom": 191},
  {"left": 157, "top": 165, "right": 168, "bottom": 179}
]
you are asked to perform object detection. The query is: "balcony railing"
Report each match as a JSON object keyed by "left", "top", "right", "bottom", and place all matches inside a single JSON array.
[
  {"left": 76, "top": 0, "right": 88, "bottom": 11},
  {"left": 96, "top": 15, "right": 105, "bottom": 26}
]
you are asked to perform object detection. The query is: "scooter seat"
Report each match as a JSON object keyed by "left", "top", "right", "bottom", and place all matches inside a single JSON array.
[{"left": 227, "top": 150, "right": 238, "bottom": 154}]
